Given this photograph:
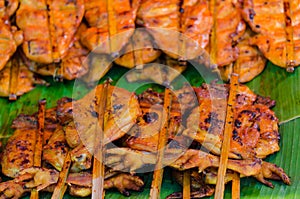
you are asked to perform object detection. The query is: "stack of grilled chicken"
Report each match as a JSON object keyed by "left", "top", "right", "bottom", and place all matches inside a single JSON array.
[
  {"left": 0, "top": 82, "right": 290, "bottom": 198},
  {"left": 0, "top": 0, "right": 299, "bottom": 98}
]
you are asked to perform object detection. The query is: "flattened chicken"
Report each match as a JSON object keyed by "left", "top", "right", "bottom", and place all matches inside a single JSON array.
[
  {"left": 184, "top": 83, "right": 279, "bottom": 159},
  {"left": 0, "top": 168, "right": 144, "bottom": 198},
  {"left": 210, "top": 0, "right": 246, "bottom": 67},
  {"left": 57, "top": 85, "right": 141, "bottom": 152},
  {"left": 243, "top": 0, "right": 300, "bottom": 70},
  {"left": 114, "top": 28, "right": 161, "bottom": 68},
  {"left": 81, "top": 0, "right": 140, "bottom": 55},
  {"left": 0, "top": 55, "right": 48, "bottom": 99},
  {"left": 16, "top": 0, "right": 84, "bottom": 64},
  {"left": 125, "top": 57, "right": 187, "bottom": 85},
  {"left": 137, "top": 0, "right": 212, "bottom": 59},
  {"left": 25, "top": 24, "right": 90, "bottom": 80},
  {"left": 0, "top": 1, "right": 22, "bottom": 71},
  {"left": 219, "top": 29, "right": 266, "bottom": 83}
]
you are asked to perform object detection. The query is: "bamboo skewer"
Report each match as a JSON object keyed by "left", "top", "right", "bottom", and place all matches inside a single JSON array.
[
  {"left": 92, "top": 81, "right": 109, "bottom": 199},
  {"left": 214, "top": 73, "right": 239, "bottom": 199},
  {"left": 30, "top": 99, "right": 46, "bottom": 199},
  {"left": 232, "top": 172, "right": 240, "bottom": 199},
  {"left": 283, "top": 0, "right": 295, "bottom": 72},
  {"left": 209, "top": 0, "right": 217, "bottom": 66},
  {"left": 107, "top": 0, "right": 118, "bottom": 57},
  {"left": 51, "top": 152, "right": 72, "bottom": 199},
  {"left": 183, "top": 170, "right": 191, "bottom": 199},
  {"left": 149, "top": 88, "right": 172, "bottom": 199}
]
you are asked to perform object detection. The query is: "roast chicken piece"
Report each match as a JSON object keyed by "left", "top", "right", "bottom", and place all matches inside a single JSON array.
[
  {"left": 0, "top": 1, "right": 23, "bottom": 71},
  {"left": 25, "top": 24, "right": 90, "bottom": 80},
  {"left": 0, "top": 54, "right": 48, "bottom": 99},
  {"left": 219, "top": 29, "right": 266, "bottom": 83},
  {"left": 209, "top": 0, "right": 246, "bottom": 67},
  {"left": 137, "top": 0, "right": 212, "bottom": 60},
  {"left": 167, "top": 170, "right": 214, "bottom": 199},
  {"left": 81, "top": 0, "right": 140, "bottom": 55},
  {"left": 125, "top": 56, "right": 187, "bottom": 85},
  {"left": 57, "top": 85, "right": 141, "bottom": 150},
  {"left": 184, "top": 83, "right": 279, "bottom": 159},
  {"left": 105, "top": 147, "right": 290, "bottom": 187},
  {"left": 16, "top": 0, "right": 84, "bottom": 64},
  {"left": 114, "top": 28, "right": 161, "bottom": 68},
  {"left": 0, "top": 168, "right": 144, "bottom": 198},
  {"left": 243, "top": 0, "right": 300, "bottom": 70}
]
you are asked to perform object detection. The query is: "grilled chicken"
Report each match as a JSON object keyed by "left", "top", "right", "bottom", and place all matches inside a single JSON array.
[
  {"left": 16, "top": 0, "right": 84, "bottom": 64},
  {"left": 0, "top": 168, "right": 143, "bottom": 198},
  {"left": 219, "top": 29, "right": 266, "bottom": 83},
  {"left": 0, "top": 1, "right": 23, "bottom": 71},
  {"left": 81, "top": 0, "right": 140, "bottom": 55},
  {"left": 243, "top": 0, "right": 300, "bottom": 70},
  {"left": 184, "top": 83, "right": 279, "bottom": 159},
  {"left": 137, "top": 0, "right": 212, "bottom": 60},
  {"left": 167, "top": 170, "right": 214, "bottom": 199},
  {"left": 0, "top": 54, "right": 48, "bottom": 99},
  {"left": 114, "top": 28, "right": 161, "bottom": 68},
  {"left": 25, "top": 24, "right": 90, "bottom": 80},
  {"left": 210, "top": 0, "right": 246, "bottom": 67},
  {"left": 125, "top": 57, "right": 187, "bottom": 85}
]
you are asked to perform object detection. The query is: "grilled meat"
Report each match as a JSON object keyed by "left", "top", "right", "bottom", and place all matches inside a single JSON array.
[
  {"left": 0, "top": 55, "right": 48, "bottom": 98},
  {"left": 0, "top": 168, "right": 143, "bottom": 198},
  {"left": 114, "top": 28, "right": 161, "bottom": 68},
  {"left": 184, "top": 83, "right": 279, "bottom": 159},
  {"left": 81, "top": 0, "right": 140, "bottom": 55},
  {"left": 219, "top": 29, "right": 266, "bottom": 83},
  {"left": 16, "top": 0, "right": 84, "bottom": 64},
  {"left": 243, "top": 0, "right": 300, "bottom": 69}
]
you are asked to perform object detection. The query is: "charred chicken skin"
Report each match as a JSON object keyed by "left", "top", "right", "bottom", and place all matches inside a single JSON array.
[
  {"left": 81, "top": 0, "right": 140, "bottom": 55},
  {"left": 0, "top": 83, "right": 290, "bottom": 198},
  {"left": 16, "top": 0, "right": 84, "bottom": 64}
]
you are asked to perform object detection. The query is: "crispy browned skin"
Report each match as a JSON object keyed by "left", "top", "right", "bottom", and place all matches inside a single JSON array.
[
  {"left": 167, "top": 170, "right": 214, "bottom": 199},
  {"left": 125, "top": 57, "right": 187, "bottom": 85},
  {"left": 0, "top": 168, "right": 143, "bottom": 198},
  {"left": 16, "top": 0, "right": 84, "bottom": 64},
  {"left": 243, "top": 0, "right": 300, "bottom": 68},
  {"left": 137, "top": 0, "right": 212, "bottom": 59},
  {"left": 185, "top": 84, "right": 279, "bottom": 159},
  {"left": 137, "top": 0, "right": 181, "bottom": 58},
  {"left": 81, "top": 0, "right": 140, "bottom": 54},
  {"left": 181, "top": 0, "right": 213, "bottom": 59},
  {"left": 0, "top": 55, "right": 47, "bottom": 98},
  {"left": 219, "top": 29, "right": 266, "bottom": 83},
  {"left": 25, "top": 24, "right": 90, "bottom": 80},
  {"left": 114, "top": 29, "right": 161, "bottom": 68},
  {"left": 0, "top": 0, "right": 22, "bottom": 71},
  {"left": 210, "top": 0, "right": 246, "bottom": 67}
]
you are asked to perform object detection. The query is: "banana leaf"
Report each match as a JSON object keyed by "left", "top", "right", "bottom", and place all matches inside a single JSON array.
[{"left": 0, "top": 61, "right": 299, "bottom": 199}]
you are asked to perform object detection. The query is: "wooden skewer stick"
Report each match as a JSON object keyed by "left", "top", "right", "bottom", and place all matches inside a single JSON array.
[
  {"left": 30, "top": 99, "right": 46, "bottom": 199},
  {"left": 92, "top": 81, "right": 109, "bottom": 199},
  {"left": 107, "top": 0, "right": 118, "bottom": 57},
  {"left": 51, "top": 152, "right": 72, "bottom": 199},
  {"left": 183, "top": 170, "right": 191, "bottom": 199},
  {"left": 209, "top": 0, "right": 217, "bottom": 66},
  {"left": 149, "top": 88, "right": 172, "bottom": 199},
  {"left": 214, "top": 73, "right": 239, "bottom": 199},
  {"left": 283, "top": 0, "right": 295, "bottom": 72},
  {"left": 232, "top": 172, "right": 240, "bottom": 199}
]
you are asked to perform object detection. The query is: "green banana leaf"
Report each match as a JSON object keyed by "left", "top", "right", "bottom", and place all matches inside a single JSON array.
[{"left": 0, "top": 61, "right": 299, "bottom": 199}]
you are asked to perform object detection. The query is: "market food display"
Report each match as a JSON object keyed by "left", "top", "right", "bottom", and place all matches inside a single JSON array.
[
  {"left": 0, "top": 0, "right": 299, "bottom": 99},
  {"left": 0, "top": 83, "right": 290, "bottom": 198}
]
